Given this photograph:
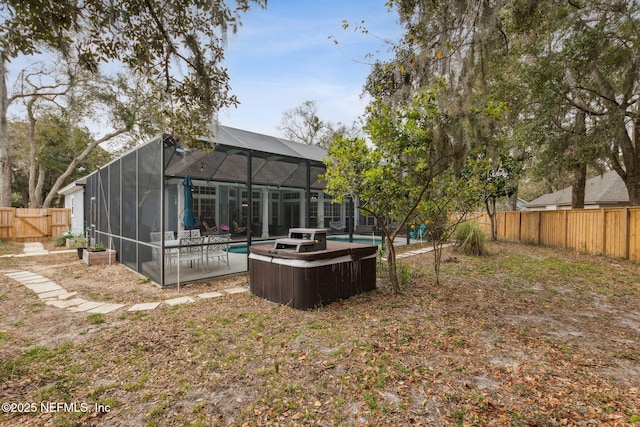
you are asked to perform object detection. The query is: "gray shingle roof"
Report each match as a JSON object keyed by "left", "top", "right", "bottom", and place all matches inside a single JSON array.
[{"left": 526, "top": 171, "right": 629, "bottom": 208}]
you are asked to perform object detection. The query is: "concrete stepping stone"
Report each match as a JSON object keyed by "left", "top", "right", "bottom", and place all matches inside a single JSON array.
[
  {"left": 68, "top": 301, "right": 108, "bottom": 312},
  {"left": 46, "top": 298, "right": 88, "bottom": 308},
  {"left": 198, "top": 291, "right": 224, "bottom": 299},
  {"left": 87, "top": 303, "right": 126, "bottom": 314},
  {"left": 37, "top": 289, "right": 70, "bottom": 299},
  {"left": 24, "top": 282, "right": 63, "bottom": 294},
  {"left": 224, "top": 287, "right": 248, "bottom": 295},
  {"left": 165, "top": 296, "right": 195, "bottom": 306},
  {"left": 57, "top": 292, "right": 78, "bottom": 300},
  {"left": 127, "top": 302, "right": 162, "bottom": 312},
  {"left": 5, "top": 271, "right": 38, "bottom": 279},
  {"left": 18, "top": 276, "right": 50, "bottom": 284}
]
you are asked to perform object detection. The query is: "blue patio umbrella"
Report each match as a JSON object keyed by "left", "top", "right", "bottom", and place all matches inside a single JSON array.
[{"left": 182, "top": 176, "right": 197, "bottom": 229}]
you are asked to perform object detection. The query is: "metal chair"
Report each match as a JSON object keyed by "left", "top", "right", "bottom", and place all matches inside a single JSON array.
[
  {"left": 205, "top": 233, "right": 230, "bottom": 271},
  {"left": 177, "top": 236, "right": 205, "bottom": 272},
  {"left": 177, "top": 230, "right": 192, "bottom": 239},
  {"left": 150, "top": 232, "right": 163, "bottom": 268}
]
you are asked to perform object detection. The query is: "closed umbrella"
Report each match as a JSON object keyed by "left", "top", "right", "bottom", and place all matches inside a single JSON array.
[{"left": 182, "top": 176, "right": 197, "bottom": 229}]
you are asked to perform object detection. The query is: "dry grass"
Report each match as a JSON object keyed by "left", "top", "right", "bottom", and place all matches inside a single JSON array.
[{"left": 0, "top": 240, "right": 638, "bottom": 426}]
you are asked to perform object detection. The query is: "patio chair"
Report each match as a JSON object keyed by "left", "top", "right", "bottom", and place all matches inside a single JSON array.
[
  {"left": 177, "top": 230, "right": 192, "bottom": 239},
  {"left": 190, "top": 229, "right": 201, "bottom": 237},
  {"left": 177, "top": 236, "right": 205, "bottom": 272},
  {"left": 410, "top": 223, "right": 427, "bottom": 241},
  {"left": 205, "top": 233, "right": 230, "bottom": 271},
  {"left": 150, "top": 232, "right": 163, "bottom": 268},
  {"left": 329, "top": 220, "right": 344, "bottom": 232}
]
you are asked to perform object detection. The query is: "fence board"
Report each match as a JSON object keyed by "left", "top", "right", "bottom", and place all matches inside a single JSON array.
[
  {"left": 0, "top": 208, "right": 71, "bottom": 242},
  {"left": 629, "top": 208, "right": 640, "bottom": 262},
  {"left": 0, "top": 208, "right": 15, "bottom": 240},
  {"left": 471, "top": 207, "right": 640, "bottom": 263}
]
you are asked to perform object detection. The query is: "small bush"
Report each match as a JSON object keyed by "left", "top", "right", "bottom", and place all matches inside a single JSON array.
[
  {"left": 53, "top": 235, "right": 67, "bottom": 247},
  {"left": 453, "top": 221, "right": 487, "bottom": 256}
]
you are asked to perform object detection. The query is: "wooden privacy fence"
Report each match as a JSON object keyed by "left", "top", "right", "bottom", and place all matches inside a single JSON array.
[
  {"left": 0, "top": 208, "right": 71, "bottom": 242},
  {"left": 468, "top": 208, "right": 640, "bottom": 262}
]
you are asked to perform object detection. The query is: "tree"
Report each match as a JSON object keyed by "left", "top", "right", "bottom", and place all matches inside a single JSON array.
[
  {"left": 10, "top": 115, "right": 110, "bottom": 207},
  {"left": 278, "top": 100, "right": 358, "bottom": 148},
  {"left": 0, "top": 0, "right": 267, "bottom": 207},
  {"left": 325, "top": 85, "right": 481, "bottom": 292},
  {"left": 505, "top": 0, "right": 640, "bottom": 205}
]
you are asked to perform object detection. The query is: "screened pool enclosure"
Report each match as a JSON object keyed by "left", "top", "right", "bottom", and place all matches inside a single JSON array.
[{"left": 83, "top": 126, "right": 346, "bottom": 286}]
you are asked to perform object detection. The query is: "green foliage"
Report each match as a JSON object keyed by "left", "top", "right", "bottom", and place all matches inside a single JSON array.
[
  {"left": 53, "top": 234, "right": 67, "bottom": 247},
  {"left": 453, "top": 221, "right": 487, "bottom": 257}
]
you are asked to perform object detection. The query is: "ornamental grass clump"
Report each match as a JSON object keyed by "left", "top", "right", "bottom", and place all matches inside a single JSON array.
[{"left": 453, "top": 221, "right": 487, "bottom": 256}]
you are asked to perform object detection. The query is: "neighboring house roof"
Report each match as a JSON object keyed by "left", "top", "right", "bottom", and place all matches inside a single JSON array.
[
  {"left": 526, "top": 170, "right": 629, "bottom": 209},
  {"left": 57, "top": 177, "right": 86, "bottom": 196}
]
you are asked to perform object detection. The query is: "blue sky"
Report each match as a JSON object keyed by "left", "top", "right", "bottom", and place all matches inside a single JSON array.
[{"left": 219, "top": 0, "right": 401, "bottom": 137}]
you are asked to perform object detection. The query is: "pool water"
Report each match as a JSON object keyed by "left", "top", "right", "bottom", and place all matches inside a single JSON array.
[{"left": 228, "top": 236, "right": 383, "bottom": 254}]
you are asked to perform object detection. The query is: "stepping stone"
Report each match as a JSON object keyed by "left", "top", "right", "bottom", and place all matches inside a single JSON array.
[
  {"left": 5, "top": 271, "right": 37, "bottom": 279},
  {"left": 24, "top": 282, "right": 62, "bottom": 294},
  {"left": 165, "top": 296, "right": 195, "bottom": 306},
  {"left": 224, "top": 287, "right": 248, "bottom": 295},
  {"left": 56, "top": 292, "right": 78, "bottom": 300},
  {"left": 198, "top": 291, "right": 224, "bottom": 299},
  {"left": 68, "top": 301, "right": 108, "bottom": 312},
  {"left": 127, "top": 302, "right": 162, "bottom": 312},
  {"left": 20, "top": 277, "right": 50, "bottom": 284},
  {"left": 87, "top": 303, "right": 126, "bottom": 314},
  {"left": 24, "top": 282, "right": 63, "bottom": 293},
  {"left": 46, "top": 298, "right": 88, "bottom": 308},
  {"left": 37, "top": 289, "right": 70, "bottom": 299}
]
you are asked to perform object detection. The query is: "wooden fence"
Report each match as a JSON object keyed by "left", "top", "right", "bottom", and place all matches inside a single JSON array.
[
  {"left": 469, "top": 207, "right": 640, "bottom": 262},
  {"left": 0, "top": 208, "right": 71, "bottom": 242}
]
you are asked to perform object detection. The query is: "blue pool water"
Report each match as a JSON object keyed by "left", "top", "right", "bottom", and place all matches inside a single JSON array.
[{"left": 228, "top": 236, "right": 382, "bottom": 254}]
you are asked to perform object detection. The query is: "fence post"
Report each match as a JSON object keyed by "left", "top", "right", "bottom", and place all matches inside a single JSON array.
[
  {"left": 563, "top": 210, "right": 568, "bottom": 249},
  {"left": 600, "top": 209, "right": 606, "bottom": 255},
  {"left": 624, "top": 207, "right": 630, "bottom": 259},
  {"left": 518, "top": 211, "right": 522, "bottom": 242}
]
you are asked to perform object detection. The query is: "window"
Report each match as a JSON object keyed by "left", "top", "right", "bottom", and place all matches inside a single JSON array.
[{"left": 193, "top": 185, "right": 216, "bottom": 218}]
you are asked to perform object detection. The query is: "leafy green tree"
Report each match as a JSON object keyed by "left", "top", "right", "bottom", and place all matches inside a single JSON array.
[
  {"left": 0, "top": 0, "right": 267, "bottom": 207},
  {"left": 505, "top": 0, "right": 640, "bottom": 205},
  {"left": 325, "top": 85, "right": 482, "bottom": 292},
  {"left": 9, "top": 116, "right": 109, "bottom": 207}
]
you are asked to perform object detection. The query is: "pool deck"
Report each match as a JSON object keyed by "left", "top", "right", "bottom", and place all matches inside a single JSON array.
[{"left": 162, "top": 233, "right": 416, "bottom": 284}]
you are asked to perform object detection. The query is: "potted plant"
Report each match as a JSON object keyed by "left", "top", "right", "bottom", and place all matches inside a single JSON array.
[
  {"left": 88, "top": 243, "right": 106, "bottom": 252},
  {"left": 72, "top": 235, "right": 89, "bottom": 259}
]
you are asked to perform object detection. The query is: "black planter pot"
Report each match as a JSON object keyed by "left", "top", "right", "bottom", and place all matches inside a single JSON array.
[{"left": 77, "top": 247, "right": 84, "bottom": 259}]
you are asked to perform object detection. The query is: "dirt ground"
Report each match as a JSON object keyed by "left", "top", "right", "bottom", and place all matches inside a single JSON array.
[{"left": 0, "top": 241, "right": 638, "bottom": 426}]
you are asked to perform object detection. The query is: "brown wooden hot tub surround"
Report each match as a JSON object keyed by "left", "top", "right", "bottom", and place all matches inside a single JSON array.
[{"left": 248, "top": 240, "right": 377, "bottom": 310}]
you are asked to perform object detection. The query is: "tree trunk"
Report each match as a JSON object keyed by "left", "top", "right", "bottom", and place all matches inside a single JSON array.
[
  {"left": 386, "top": 236, "right": 400, "bottom": 294},
  {"left": 485, "top": 197, "right": 497, "bottom": 240},
  {"left": 571, "top": 163, "right": 586, "bottom": 209},
  {"left": 0, "top": 55, "right": 11, "bottom": 207},
  {"left": 41, "top": 128, "right": 127, "bottom": 208},
  {"left": 507, "top": 190, "right": 518, "bottom": 211},
  {"left": 27, "top": 100, "right": 38, "bottom": 207}
]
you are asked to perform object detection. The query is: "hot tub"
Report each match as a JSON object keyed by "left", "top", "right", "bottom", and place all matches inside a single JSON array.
[{"left": 249, "top": 239, "right": 377, "bottom": 310}]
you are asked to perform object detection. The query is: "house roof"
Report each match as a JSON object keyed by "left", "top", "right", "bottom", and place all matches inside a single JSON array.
[
  {"left": 526, "top": 170, "right": 629, "bottom": 208},
  {"left": 57, "top": 177, "right": 86, "bottom": 196},
  {"left": 162, "top": 125, "right": 328, "bottom": 190}
]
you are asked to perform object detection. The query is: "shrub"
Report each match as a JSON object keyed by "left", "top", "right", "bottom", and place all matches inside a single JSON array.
[
  {"left": 53, "top": 235, "right": 67, "bottom": 247},
  {"left": 453, "top": 221, "right": 487, "bottom": 256}
]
